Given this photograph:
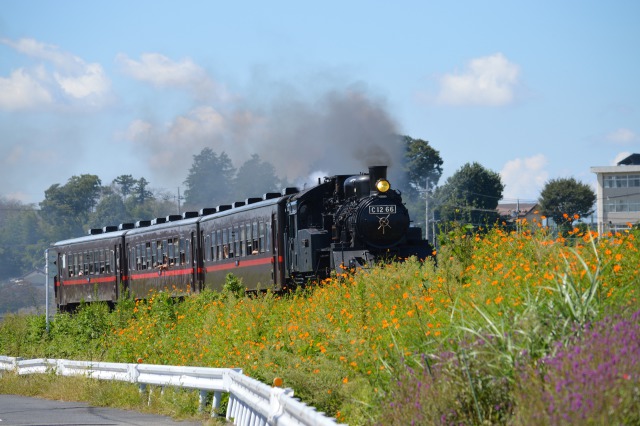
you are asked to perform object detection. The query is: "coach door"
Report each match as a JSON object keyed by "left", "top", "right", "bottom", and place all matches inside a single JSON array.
[
  {"left": 115, "top": 243, "right": 128, "bottom": 299},
  {"left": 190, "top": 231, "right": 197, "bottom": 293}
]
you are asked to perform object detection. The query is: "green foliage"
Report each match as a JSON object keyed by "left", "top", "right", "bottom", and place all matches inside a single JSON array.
[
  {"left": 88, "top": 191, "right": 129, "bottom": 228},
  {"left": 234, "top": 154, "right": 280, "bottom": 199},
  {"left": 539, "top": 177, "right": 596, "bottom": 230},
  {"left": 223, "top": 273, "right": 244, "bottom": 298},
  {"left": 401, "top": 135, "right": 443, "bottom": 193},
  {"left": 113, "top": 174, "right": 137, "bottom": 197},
  {"left": 39, "top": 174, "right": 102, "bottom": 240},
  {"left": 433, "top": 162, "right": 504, "bottom": 226},
  {"left": 183, "top": 148, "right": 236, "bottom": 208}
]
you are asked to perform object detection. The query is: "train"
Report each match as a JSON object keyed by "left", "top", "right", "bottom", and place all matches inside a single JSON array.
[{"left": 50, "top": 165, "right": 434, "bottom": 311}]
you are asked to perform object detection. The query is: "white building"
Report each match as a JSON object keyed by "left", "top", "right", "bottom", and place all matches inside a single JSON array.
[{"left": 590, "top": 153, "right": 640, "bottom": 234}]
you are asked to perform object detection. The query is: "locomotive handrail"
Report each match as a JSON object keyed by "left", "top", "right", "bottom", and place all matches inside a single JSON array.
[{"left": 0, "top": 355, "right": 342, "bottom": 426}]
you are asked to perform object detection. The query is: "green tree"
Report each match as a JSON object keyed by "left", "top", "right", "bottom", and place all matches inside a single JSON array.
[
  {"left": 233, "top": 154, "right": 280, "bottom": 199},
  {"left": 0, "top": 198, "right": 45, "bottom": 277},
  {"left": 538, "top": 177, "right": 596, "bottom": 230},
  {"left": 433, "top": 162, "right": 504, "bottom": 226},
  {"left": 39, "top": 174, "right": 102, "bottom": 240},
  {"left": 398, "top": 136, "right": 444, "bottom": 233},
  {"left": 113, "top": 174, "right": 137, "bottom": 197},
  {"left": 88, "top": 191, "right": 129, "bottom": 229},
  {"left": 183, "top": 148, "right": 236, "bottom": 208},
  {"left": 402, "top": 135, "right": 444, "bottom": 193},
  {"left": 131, "top": 177, "right": 154, "bottom": 205}
]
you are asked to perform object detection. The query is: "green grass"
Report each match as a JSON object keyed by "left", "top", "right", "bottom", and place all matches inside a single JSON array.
[{"left": 1, "top": 224, "right": 638, "bottom": 424}]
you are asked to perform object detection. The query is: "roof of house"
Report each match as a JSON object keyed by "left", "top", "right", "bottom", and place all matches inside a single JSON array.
[
  {"left": 617, "top": 153, "right": 640, "bottom": 166},
  {"left": 496, "top": 203, "right": 538, "bottom": 219}
]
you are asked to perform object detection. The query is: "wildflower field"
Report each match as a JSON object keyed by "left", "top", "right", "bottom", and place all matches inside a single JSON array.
[{"left": 1, "top": 224, "right": 639, "bottom": 425}]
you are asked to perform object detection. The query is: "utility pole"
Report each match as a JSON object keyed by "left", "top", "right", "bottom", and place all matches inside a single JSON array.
[
  {"left": 425, "top": 177, "right": 429, "bottom": 241},
  {"left": 176, "top": 187, "right": 184, "bottom": 214}
]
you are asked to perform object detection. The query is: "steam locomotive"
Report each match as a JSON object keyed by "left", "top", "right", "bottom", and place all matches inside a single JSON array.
[{"left": 51, "top": 166, "right": 433, "bottom": 311}]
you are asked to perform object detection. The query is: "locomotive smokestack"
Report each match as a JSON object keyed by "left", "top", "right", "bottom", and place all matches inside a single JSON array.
[{"left": 369, "top": 165, "right": 388, "bottom": 194}]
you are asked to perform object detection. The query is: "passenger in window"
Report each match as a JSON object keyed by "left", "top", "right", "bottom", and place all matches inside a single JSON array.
[{"left": 158, "top": 255, "right": 169, "bottom": 270}]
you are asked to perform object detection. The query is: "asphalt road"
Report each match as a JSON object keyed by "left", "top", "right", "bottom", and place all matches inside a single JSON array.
[{"left": 0, "top": 394, "right": 205, "bottom": 425}]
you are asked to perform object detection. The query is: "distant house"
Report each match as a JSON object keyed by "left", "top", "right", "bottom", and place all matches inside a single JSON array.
[
  {"left": 11, "top": 269, "right": 46, "bottom": 287},
  {"left": 497, "top": 202, "right": 545, "bottom": 225},
  {"left": 591, "top": 153, "right": 640, "bottom": 234}
]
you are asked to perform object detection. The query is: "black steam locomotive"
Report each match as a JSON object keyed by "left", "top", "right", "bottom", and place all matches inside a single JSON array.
[{"left": 51, "top": 166, "right": 433, "bottom": 311}]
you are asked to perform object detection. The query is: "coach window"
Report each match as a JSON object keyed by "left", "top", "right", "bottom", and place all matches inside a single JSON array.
[
  {"left": 160, "top": 240, "right": 167, "bottom": 266},
  {"left": 185, "top": 239, "right": 191, "bottom": 265},
  {"left": 70, "top": 253, "right": 76, "bottom": 276},
  {"left": 221, "top": 228, "right": 228, "bottom": 258},
  {"left": 144, "top": 242, "right": 149, "bottom": 269},
  {"left": 252, "top": 222, "right": 259, "bottom": 254},
  {"left": 98, "top": 250, "right": 104, "bottom": 274},
  {"left": 236, "top": 226, "right": 241, "bottom": 257},
  {"left": 214, "top": 229, "right": 220, "bottom": 260},
  {"left": 85, "top": 251, "right": 92, "bottom": 275},
  {"left": 167, "top": 238, "right": 174, "bottom": 265},
  {"left": 240, "top": 224, "right": 247, "bottom": 257},
  {"left": 63, "top": 254, "right": 70, "bottom": 277},
  {"left": 233, "top": 226, "right": 239, "bottom": 257},
  {"left": 266, "top": 221, "right": 271, "bottom": 253},
  {"left": 210, "top": 231, "right": 215, "bottom": 261},
  {"left": 203, "top": 234, "right": 210, "bottom": 261},
  {"left": 173, "top": 238, "right": 179, "bottom": 265}
]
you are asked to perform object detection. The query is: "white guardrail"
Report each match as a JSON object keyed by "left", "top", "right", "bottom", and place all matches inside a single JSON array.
[{"left": 0, "top": 356, "right": 342, "bottom": 426}]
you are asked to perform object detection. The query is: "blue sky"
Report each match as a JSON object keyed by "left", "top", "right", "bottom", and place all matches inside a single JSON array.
[{"left": 1, "top": 1, "right": 638, "bottom": 205}]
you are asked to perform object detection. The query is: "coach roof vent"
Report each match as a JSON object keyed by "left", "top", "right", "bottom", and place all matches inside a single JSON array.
[
  {"left": 88, "top": 228, "right": 103, "bottom": 235},
  {"left": 245, "top": 197, "right": 262, "bottom": 205},
  {"left": 263, "top": 192, "right": 279, "bottom": 200},
  {"left": 135, "top": 220, "right": 151, "bottom": 228},
  {"left": 182, "top": 211, "right": 198, "bottom": 219},
  {"left": 102, "top": 225, "right": 118, "bottom": 233},
  {"left": 166, "top": 214, "right": 182, "bottom": 222},
  {"left": 217, "top": 205, "right": 232, "bottom": 212},
  {"left": 151, "top": 217, "right": 166, "bottom": 225},
  {"left": 199, "top": 207, "right": 216, "bottom": 216},
  {"left": 233, "top": 201, "right": 245, "bottom": 208},
  {"left": 282, "top": 187, "right": 299, "bottom": 195},
  {"left": 118, "top": 223, "right": 134, "bottom": 230}
]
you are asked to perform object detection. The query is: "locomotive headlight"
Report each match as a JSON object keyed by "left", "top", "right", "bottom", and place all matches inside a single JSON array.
[{"left": 375, "top": 179, "right": 391, "bottom": 193}]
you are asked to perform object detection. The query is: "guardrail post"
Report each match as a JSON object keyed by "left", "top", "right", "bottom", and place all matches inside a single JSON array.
[
  {"left": 211, "top": 390, "right": 222, "bottom": 418},
  {"left": 198, "top": 390, "right": 208, "bottom": 413}
]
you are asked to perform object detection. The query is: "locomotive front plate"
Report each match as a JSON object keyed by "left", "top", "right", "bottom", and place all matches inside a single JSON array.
[{"left": 369, "top": 205, "right": 396, "bottom": 214}]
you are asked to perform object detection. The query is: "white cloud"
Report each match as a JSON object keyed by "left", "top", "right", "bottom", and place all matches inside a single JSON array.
[
  {"left": 117, "top": 53, "right": 216, "bottom": 99},
  {"left": 0, "top": 37, "right": 111, "bottom": 109},
  {"left": 500, "top": 154, "right": 548, "bottom": 201},
  {"left": 437, "top": 53, "right": 520, "bottom": 106},
  {"left": 124, "top": 106, "right": 230, "bottom": 188},
  {"left": 54, "top": 63, "right": 110, "bottom": 100},
  {"left": 606, "top": 128, "right": 636, "bottom": 145},
  {"left": 613, "top": 151, "right": 632, "bottom": 165},
  {"left": 0, "top": 69, "right": 53, "bottom": 110}
]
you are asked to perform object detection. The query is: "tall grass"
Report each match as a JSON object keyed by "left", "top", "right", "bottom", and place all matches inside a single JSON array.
[{"left": 1, "top": 224, "right": 638, "bottom": 424}]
